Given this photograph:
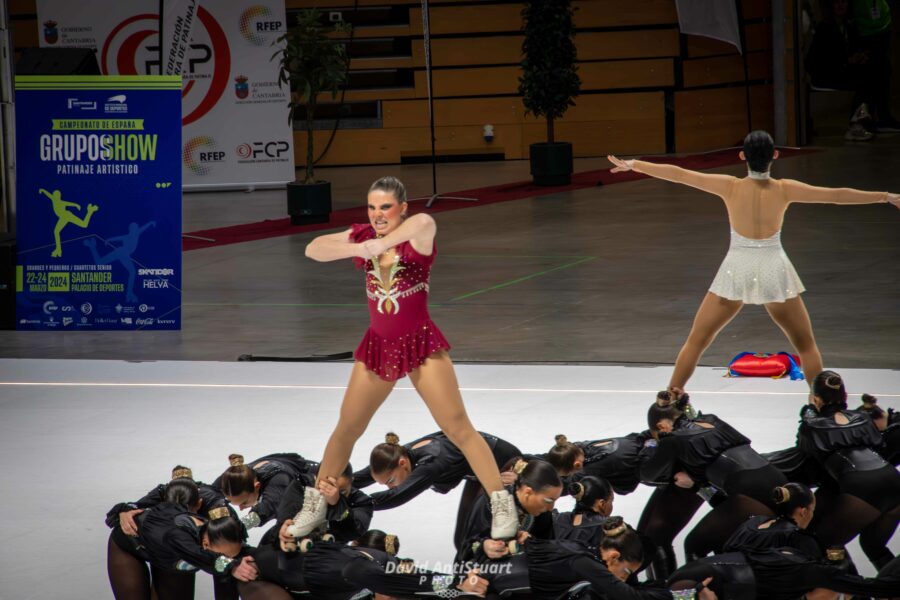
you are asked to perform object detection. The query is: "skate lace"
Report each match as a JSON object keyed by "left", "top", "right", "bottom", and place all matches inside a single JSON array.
[{"left": 492, "top": 493, "right": 512, "bottom": 520}]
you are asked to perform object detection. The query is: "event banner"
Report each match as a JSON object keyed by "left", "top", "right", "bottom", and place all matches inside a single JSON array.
[
  {"left": 36, "top": 0, "right": 295, "bottom": 189},
  {"left": 14, "top": 76, "right": 182, "bottom": 331}
]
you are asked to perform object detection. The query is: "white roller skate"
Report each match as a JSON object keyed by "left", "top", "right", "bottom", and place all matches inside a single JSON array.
[
  {"left": 489, "top": 489, "right": 518, "bottom": 541},
  {"left": 285, "top": 486, "right": 327, "bottom": 540}
]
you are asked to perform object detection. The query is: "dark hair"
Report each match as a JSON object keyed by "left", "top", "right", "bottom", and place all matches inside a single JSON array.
[
  {"left": 171, "top": 465, "right": 193, "bottom": 481},
  {"left": 742, "top": 130, "right": 775, "bottom": 173},
  {"left": 599, "top": 516, "right": 644, "bottom": 564},
  {"left": 516, "top": 459, "right": 562, "bottom": 492},
  {"left": 219, "top": 454, "right": 257, "bottom": 496},
  {"left": 200, "top": 515, "right": 245, "bottom": 546},
  {"left": 647, "top": 390, "right": 692, "bottom": 433},
  {"left": 857, "top": 394, "right": 885, "bottom": 420},
  {"left": 166, "top": 479, "right": 200, "bottom": 508},
  {"left": 772, "top": 483, "right": 815, "bottom": 520},
  {"left": 547, "top": 434, "right": 585, "bottom": 475},
  {"left": 370, "top": 433, "right": 409, "bottom": 475},
  {"left": 812, "top": 370, "right": 848, "bottom": 416},
  {"left": 369, "top": 176, "right": 407, "bottom": 203},
  {"left": 353, "top": 529, "right": 400, "bottom": 555},
  {"left": 569, "top": 476, "right": 613, "bottom": 514}
]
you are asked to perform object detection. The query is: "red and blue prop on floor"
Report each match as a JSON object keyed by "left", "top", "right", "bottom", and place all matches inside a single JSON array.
[{"left": 728, "top": 352, "right": 804, "bottom": 380}]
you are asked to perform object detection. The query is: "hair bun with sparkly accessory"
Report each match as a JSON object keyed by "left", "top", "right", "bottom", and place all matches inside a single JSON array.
[
  {"left": 554, "top": 434, "right": 568, "bottom": 448},
  {"left": 385, "top": 432, "right": 400, "bottom": 445},
  {"left": 655, "top": 390, "right": 673, "bottom": 407},
  {"left": 208, "top": 507, "right": 230, "bottom": 521},
  {"left": 825, "top": 374, "right": 842, "bottom": 389},
  {"left": 171, "top": 466, "right": 193, "bottom": 480},
  {"left": 384, "top": 534, "right": 398, "bottom": 556},
  {"left": 513, "top": 459, "right": 528, "bottom": 475},
  {"left": 228, "top": 454, "right": 244, "bottom": 467},
  {"left": 773, "top": 486, "right": 791, "bottom": 504}
]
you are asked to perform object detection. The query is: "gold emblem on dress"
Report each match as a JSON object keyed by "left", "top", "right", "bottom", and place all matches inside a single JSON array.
[{"left": 368, "top": 253, "right": 405, "bottom": 315}]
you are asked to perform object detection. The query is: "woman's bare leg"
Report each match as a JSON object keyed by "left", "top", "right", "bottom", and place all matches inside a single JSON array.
[
  {"left": 316, "top": 361, "right": 396, "bottom": 483},
  {"left": 764, "top": 296, "right": 823, "bottom": 385},
  {"left": 669, "top": 293, "right": 744, "bottom": 391},
  {"left": 408, "top": 351, "right": 503, "bottom": 494}
]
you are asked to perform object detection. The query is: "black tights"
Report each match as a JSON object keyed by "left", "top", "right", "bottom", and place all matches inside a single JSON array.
[
  {"left": 236, "top": 580, "right": 292, "bottom": 600},
  {"left": 684, "top": 494, "right": 773, "bottom": 560},
  {"left": 813, "top": 489, "right": 898, "bottom": 569},
  {"left": 455, "top": 478, "right": 485, "bottom": 552},
  {"left": 637, "top": 486, "right": 704, "bottom": 578},
  {"left": 107, "top": 533, "right": 195, "bottom": 600}
]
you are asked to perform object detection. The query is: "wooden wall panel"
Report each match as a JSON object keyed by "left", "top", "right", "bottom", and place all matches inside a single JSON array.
[
  {"left": 574, "top": 0, "right": 677, "bottom": 27},
  {"left": 11, "top": 19, "right": 38, "bottom": 49},
  {"left": 675, "top": 85, "right": 773, "bottom": 152},
  {"left": 415, "top": 66, "right": 520, "bottom": 98},
  {"left": 383, "top": 97, "right": 524, "bottom": 128},
  {"left": 522, "top": 119, "right": 666, "bottom": 157},
  {"left": 578, "top": 59, "right": 674, "bottom": 90},
  {"left": 413, "top": 29, "right": 679, "bottom": 69},
  {"left": 409, "top": 5, "right": 521, "bottom": 35},
  {"left": 413, "top": 36, "right": 522, "bottom": 68},
  {"left": 682, "top": 51, "right": 771, "bottom": 88},
  {"left": 9, "top": 0, "right": 36, "bottom": 15}
]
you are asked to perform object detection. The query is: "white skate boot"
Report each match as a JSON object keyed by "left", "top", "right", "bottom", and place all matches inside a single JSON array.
[
  {"left": 285, "top": 486, "right": 327, "bottom": 538},
  {"left": 490, "top": 489, "right": 518, "bottom": 540}
]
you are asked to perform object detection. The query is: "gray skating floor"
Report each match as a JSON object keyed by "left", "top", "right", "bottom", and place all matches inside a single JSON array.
[{"left": 0, "top": 358, "right": 897, "bottom": 599}]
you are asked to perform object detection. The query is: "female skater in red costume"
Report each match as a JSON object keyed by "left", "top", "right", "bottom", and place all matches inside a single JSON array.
[
  {"left": 609, "top": 131, "right": 900, "bottom": 395},
  {"left": 290, "top": 176, "right": 517, "bottom": 540}
]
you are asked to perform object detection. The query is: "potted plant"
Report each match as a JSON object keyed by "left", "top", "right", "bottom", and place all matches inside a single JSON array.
[
  {"left": 274, "top": 9, "right": 350, "bottom": 224},
  {"left": 518, "top": 0, "right": 581, "bottom": 186}
]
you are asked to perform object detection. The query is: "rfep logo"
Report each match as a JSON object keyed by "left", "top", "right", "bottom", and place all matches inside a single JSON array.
[
  {"left": 239, "top": 5, "right": 283, "bottom": 46},
  {"left": 183, "top": 136, "right": 224, "bottom": 175},
  {"left": 100, "top": 7, "right": 231, "bottom": 126}
]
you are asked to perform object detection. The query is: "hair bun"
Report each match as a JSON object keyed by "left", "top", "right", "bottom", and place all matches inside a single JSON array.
[
  {"left": 228, "top": 454, "right": 244, "bottom": 467},
  {"left": 773, "top": 486, "right": 791, "bottom": 504},
  {"left": 861, "top": 393, "right": 877, "bottom": 408},
  {"left": 555, "top": 434, "right": 568, "bottom": 447},
  {"left": 655, "top": 390, "right": 673, "bottom": 407},
  {"left": 825, "top": 374, "right": 843, "bottom": 389},
  {"left": 385, "top": 432, "right": 400, "bottom": 445},
  {"left": 570, "top": 482, "right": 585, "bottom": 502},
  {"left": 513, "top": 459, "right": 528, "bottom": 475},
  {"left": 602, "top": 516, "right": 627, "bottom": 538},
  {"left": 171, "top": 465, "right": 193, "bottom": 480}
]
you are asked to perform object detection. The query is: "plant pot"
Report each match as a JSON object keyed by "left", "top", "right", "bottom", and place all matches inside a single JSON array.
[
  {"left": 288, "top": 181, "right": 331, "bottom": 225},
  {"left": 529, "top": 142, "right": 573, "bottom": 186}
]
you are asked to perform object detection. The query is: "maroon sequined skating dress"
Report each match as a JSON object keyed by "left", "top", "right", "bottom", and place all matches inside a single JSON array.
[{"left": 350, "top": 224, "right": 450, "bottom": 381}]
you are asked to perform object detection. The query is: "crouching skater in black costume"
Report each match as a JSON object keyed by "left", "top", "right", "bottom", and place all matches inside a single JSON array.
[
  {"left": 553, "top": 476, "right": 615, "bottom": 552},
  {"left": 353, "top": 431, "right": 522, "bottom": 552},
  {"left": 456, "top": 458, "right": 563, "bottom": 598},
  {"left": 640, "top": 391, "right": 787, "bottom": 563},
  {"left": 527, "top": 517, "right": 717, "bottom": 600},
  {"left": 668, "top": 547, "right": 900, "bottom": 600},
  {"left": 106, "top": 477, "right": 256, "bottom": 600},
  {"left": 239, "top": 476, "right": 488, "bottom": 599},
  {"left": 723, "top": 483, "right": 822, "bottom": 559},
  {"left": 214, "top": 452, "right": 318, "bottom": 531}
]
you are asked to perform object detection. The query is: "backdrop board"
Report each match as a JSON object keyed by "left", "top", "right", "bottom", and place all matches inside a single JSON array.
[{"left": 36, "top": 0, "right": 295, "bottom": 189}]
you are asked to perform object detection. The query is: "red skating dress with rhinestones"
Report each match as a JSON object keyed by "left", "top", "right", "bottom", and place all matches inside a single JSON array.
[{"left": 350, "top": 223, "right": 450, "bottom": 381}]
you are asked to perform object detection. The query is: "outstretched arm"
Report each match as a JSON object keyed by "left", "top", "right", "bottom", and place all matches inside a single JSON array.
[
  {"left": 782, "top": 179, "right": 896, "bottom": 206},
  {"left": 608, "top": 155, "right": 736, "bottom": 198},
  {"left": 362, "top": 213, "right": 436, "bottom": 258},
  {"left": 305, "top": 228, "right": 369, "bottom": 262},
  {"left": 138, "top": 221, "right": 157, "bottom": 234}
]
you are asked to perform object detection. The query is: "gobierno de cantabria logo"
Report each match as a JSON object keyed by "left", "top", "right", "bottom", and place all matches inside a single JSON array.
[{"left": 183, "top": 136, "right": 222, "bottom": 176}]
